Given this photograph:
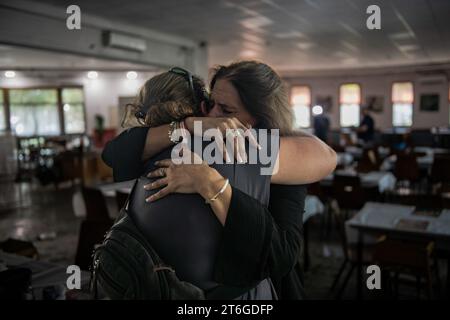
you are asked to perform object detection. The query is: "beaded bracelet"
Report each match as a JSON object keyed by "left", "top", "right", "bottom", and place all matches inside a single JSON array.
[{"left": 168, "top": 121, "right": 182, "bottom": 144}]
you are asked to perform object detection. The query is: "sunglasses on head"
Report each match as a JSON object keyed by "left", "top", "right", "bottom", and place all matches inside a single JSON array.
[{"left": 168, "top": 67, "right": 199, "bottom": 107}]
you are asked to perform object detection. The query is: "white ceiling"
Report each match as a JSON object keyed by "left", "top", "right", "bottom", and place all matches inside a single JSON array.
[
  {"left": 0, "top": 44, "right": 158, "bottom": 72},
  {"left": 17, "top": 0, "right": 450, "bottom": 72}
]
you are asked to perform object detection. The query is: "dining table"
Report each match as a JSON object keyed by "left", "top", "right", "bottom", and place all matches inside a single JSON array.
[
  {"left": 347, "top": 202, "right": 450, "bottom": 299},
  {"left": 320, "top": 169, "right": 397, "bottom": 193}
]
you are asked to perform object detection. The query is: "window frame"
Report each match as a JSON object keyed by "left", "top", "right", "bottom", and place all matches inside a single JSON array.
[
  {"left": 391, "top": 81, "right": 414, "bottom": 128},
  {"left": 61, "top": 87, "right": 87, "bottom": 134},
  {"left": 339, "top": 82, "right": 362, "bottom": 128},
  {"left": 0, "top": 85, "right": 86, "bottom": 137},
  {"left": 289, "top": 84, "right": 312, "bottom": 128},
  {"left": 0, "top": 89, "right": 7, "bottom": 131}
]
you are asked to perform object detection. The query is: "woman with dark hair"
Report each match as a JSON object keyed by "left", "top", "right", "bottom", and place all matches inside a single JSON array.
[
  {"left": 103, "top": 61, "right": 337, "bottom": 299},
  {"left": 109, "top": 67, "right": 279, "bottom": 299}
]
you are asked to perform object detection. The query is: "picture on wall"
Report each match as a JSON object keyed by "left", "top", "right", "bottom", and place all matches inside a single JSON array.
[
  {"left": 315, "top": 95, "right": 333, "bottom": 112},
  {"left": 366, "top": 95, "right": 384, "bottom": 113},
  {"left": 420, "top": 93, "right": 440, "bottom": 112}
]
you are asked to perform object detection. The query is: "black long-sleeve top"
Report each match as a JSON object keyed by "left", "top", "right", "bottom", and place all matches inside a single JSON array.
[{"left": 102, "top": 127, "right": 307, "bottom": 299}]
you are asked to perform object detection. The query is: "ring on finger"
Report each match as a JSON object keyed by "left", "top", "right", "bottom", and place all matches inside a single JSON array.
[{"left": 226, "top": 131, "right": 237, "bottom": 139}]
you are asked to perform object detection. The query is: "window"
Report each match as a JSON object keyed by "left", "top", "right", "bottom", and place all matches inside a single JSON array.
[
  {"left": 3, "top": 87, "right": 86, "bottom": 136},
  {"left": 62, "top": 88, "right": 86, "bottom": 134},
  {"left": 340, "top": 83, "right": 361, "bottom": 127},
  {"left": 9, "top": 89, "right": 60, "bottom": 136},
  {"left": 290, "top": 86, "right": 311, "bottom": 128},
  {"left": 392, "top": 82, "right": 413, "bottom": 127},
  {"left": 0, "top": 90, "right": 5, "bottom": 131}
]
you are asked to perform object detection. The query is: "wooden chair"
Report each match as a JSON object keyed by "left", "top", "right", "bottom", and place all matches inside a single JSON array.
[
  {"left": 329, "top": 207, "right": 385, "bottom": 298},
  {"left": 332, "top": 174, "right": 366, "bottom": 215},
  {"left": 373, "top": 238, "right": 439, "bottom": 299},
  {"left": 308, "top": 182, "right": 332, "bottom": 239},
  {"left": 356, "top": 147, "right": 381, "bottom": 173},
  {"left": 53, "top": 150, "right": 83, "bottom": 187},
  {"left": 81, "top": 186, "right": 111, "bottom": 221},
  {"left": 394, "top": 153, "right": 420, "bottom": 184},
  {"left": 430, "top": 155, "right": 450, "bottom": 186}
]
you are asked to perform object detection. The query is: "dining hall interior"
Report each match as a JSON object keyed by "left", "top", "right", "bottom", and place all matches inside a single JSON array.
[{"left": 0, "top": 0, "right": 450, "bottom": 300}]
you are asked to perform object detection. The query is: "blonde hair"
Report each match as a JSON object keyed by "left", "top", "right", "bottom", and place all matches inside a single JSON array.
[{"left": 121, "top": 71, "right": 205, "bottom": 128}]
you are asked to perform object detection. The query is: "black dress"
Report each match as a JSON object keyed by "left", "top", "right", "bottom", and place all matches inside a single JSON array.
[{"left": 102, "top": 127, "right": 307, "bottom": 299}]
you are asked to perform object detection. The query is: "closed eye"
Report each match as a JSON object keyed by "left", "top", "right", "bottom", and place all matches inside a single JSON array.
[{"left": 219, "top": 103, "right": 234, "bottom": 114}]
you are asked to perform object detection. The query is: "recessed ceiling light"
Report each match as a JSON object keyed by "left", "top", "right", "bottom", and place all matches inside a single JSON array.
[
  {"left": 275, "top": 31, "right": 306, "bottom": 39},
  {"left": 389, "top": 32, "right": 415, "bottom": 40},
  {"left": 87, "top": 71, "right": 98, "bottom": 79},
  {"left": 397, "top": 44, "right": 419, "bottom": 52},
  {"left": 240, "top": 50, "right": 258, "bottom": 58},
  {"left": 312, "top": 105, "right": 323, "bottom": 115},
  {"left": 342, "top": 58, "right": 358, "bottom": 65},
  {"left": 242, "top": 33, "right": 265, "bottom": 44},
  {"left": 126, "top": 71, "right": 138, "bottom": 80},
  {"left": 297, "top": 42, "right": 315, "bottom": 50},
  {"left": 334, "top": 51, "right": 351, "bottom": 58},
  {"left": 5, "top": 70, "right": 15, "bottom": 78},
  {"left": 240, "top": 15, "right": 272, "bottom": 30}
]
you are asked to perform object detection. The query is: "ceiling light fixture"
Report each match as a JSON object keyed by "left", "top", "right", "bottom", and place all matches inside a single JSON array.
[
  {"left": 126, "top": 71, "right": 138, "bottom": 80},
  {"left": 312, "top": 105, "right": 323, "bottom": 115},
  {"left": 5, "top": 70, "right": 15, "bottom": 78},
  {"left": 87, "top": 71, "right": 98, "bottom": 79}
]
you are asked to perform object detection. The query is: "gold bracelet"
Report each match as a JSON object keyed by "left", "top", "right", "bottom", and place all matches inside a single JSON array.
[{"left": 205, "top": 179, "right": 229, "bottom": 204}]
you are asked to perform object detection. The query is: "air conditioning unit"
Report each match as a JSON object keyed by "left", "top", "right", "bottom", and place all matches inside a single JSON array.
[
  {"left": 417, "top": 74, "right": 448, "bottom": 86},
  {"left": 103, "top": 31, "right": 147, "bottom": 52}
]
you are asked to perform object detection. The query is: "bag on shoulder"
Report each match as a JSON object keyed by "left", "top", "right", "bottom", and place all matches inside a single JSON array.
[{"left": 90, "top": 211, "right": 205, "bottom": 300}]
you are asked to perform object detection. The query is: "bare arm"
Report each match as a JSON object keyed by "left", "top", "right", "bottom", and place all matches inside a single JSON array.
[
  {"left": 140, "top": 116, "right": 259, "bottom": 162},
  {"left": 271, "top": 131, "right": 337, "bottom": 185},
  {"left": 141, "top": 124, "right": 174, "bottom": 161},
  {"left": 140, "top": 120, "right": 337, "bottom": 186}
]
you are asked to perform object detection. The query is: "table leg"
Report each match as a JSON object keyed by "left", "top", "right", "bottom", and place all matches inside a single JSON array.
[
  {"left": 303, "top": 219, "right": 310, "bottom": 272},
  {"left": 356, "top": 230, "right": 363, "bottom": 300},
  {"left": 447, "top": 257, "right": 450, "bottom": 298}
]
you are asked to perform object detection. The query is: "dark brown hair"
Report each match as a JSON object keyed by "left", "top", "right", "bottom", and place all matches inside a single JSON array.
[{"left": 210, "top": 60, "right": 294, "bottom": 136}]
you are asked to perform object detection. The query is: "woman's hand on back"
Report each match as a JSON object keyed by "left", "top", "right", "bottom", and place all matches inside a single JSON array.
[
  {"left": 143, "top": 148, "right": 225, "bottom": 202},
  {"left": 143, "top": 147, "right": 232, "bottom": 225}
]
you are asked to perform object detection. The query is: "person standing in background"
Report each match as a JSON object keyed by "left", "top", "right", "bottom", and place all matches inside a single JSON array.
[
  {"left": 356, "top": 107, "right": 375, "bottom": 146},
  {"left": 313, "top": 106, "right": 330, "bottom": 143}
]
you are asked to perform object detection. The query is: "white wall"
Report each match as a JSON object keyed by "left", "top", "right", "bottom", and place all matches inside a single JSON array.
[
  {"left": 0, "top": 71, "right": 157, "bottom": 134},
  {"left": 285, "top": 66, "right": 450, "bottom": 130}
]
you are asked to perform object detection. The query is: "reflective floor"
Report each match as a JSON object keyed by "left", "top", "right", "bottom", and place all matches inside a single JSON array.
[
  {"left": 0, "top": 181, "right": 81, "bottom": 265},
  {"left": 0, "top": 180, "right": 447, "bottom": 299}
]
